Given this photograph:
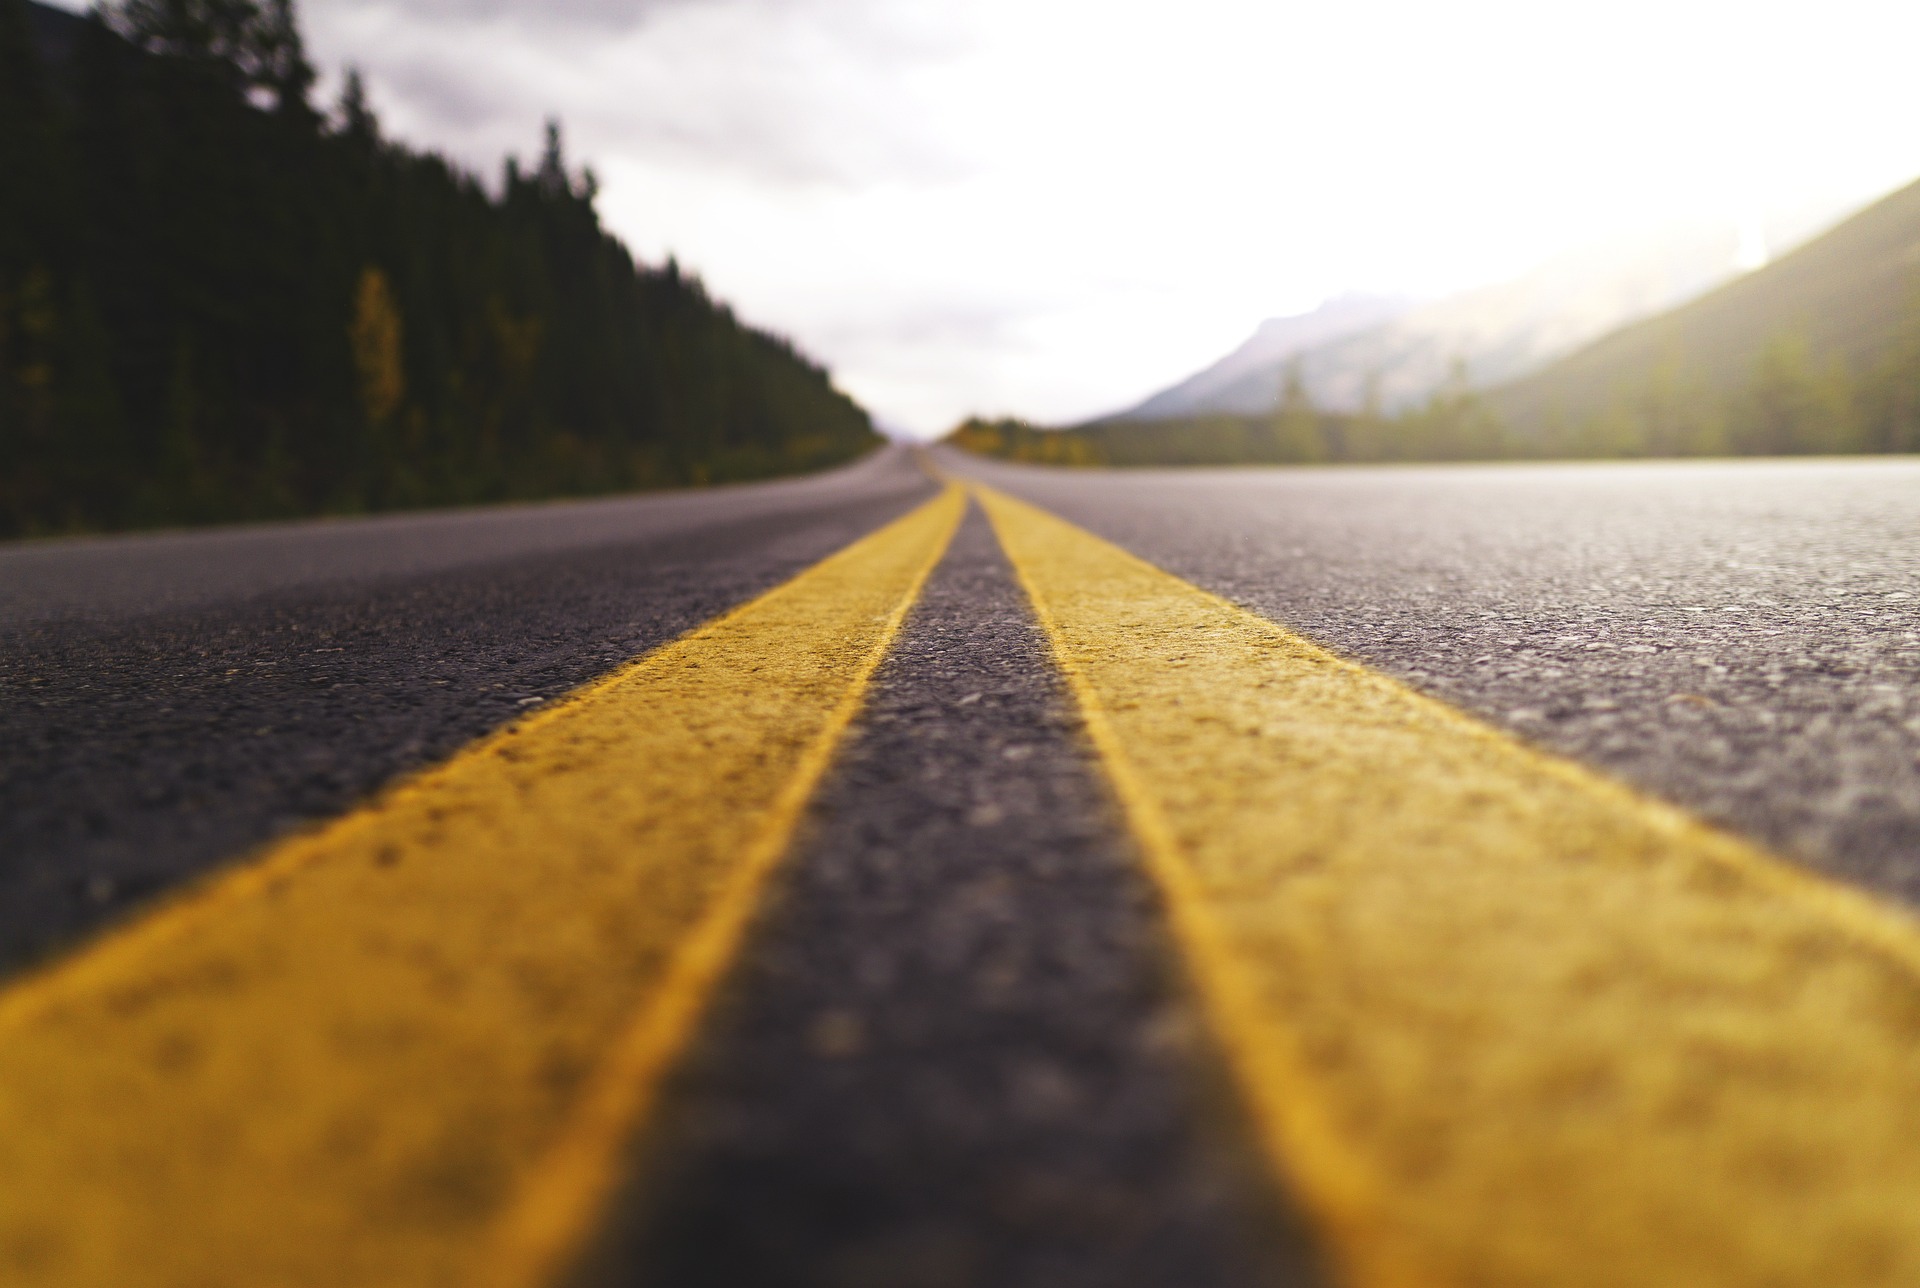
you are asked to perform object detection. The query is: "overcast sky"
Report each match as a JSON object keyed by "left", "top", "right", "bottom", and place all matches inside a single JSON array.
[{"left": 67, "top": 0, "right": 1920, "bottom": 433}]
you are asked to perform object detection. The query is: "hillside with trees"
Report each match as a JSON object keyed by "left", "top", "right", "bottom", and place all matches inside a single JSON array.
[
  {"left": 947, "top": 364, "right": 1503, "bottom": 467},
  {"left": 1490, "top": 177, "right": 1920, "bottom": 457},
  {"left": 0, "top": 0, "right": 878, "bottom": 537},
  {"left": 953, "top": 178, "right": 1920, "bottom": 469}
]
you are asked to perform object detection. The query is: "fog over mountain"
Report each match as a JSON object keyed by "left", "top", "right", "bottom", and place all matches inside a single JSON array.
[
  {"left": 1493, "top": 174, "right": 1920, "bottom": 439},
  {"left": 1115, "top": 204, "right": 1851, "bottom": 420},
  {"left": 1117, "top": 295, "right": 1413, "bottom": 420}
]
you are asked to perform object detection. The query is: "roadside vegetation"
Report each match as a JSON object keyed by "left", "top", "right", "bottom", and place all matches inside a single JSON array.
[
  {"left": 0, "top": 0, "right": 878, "bottom": 537},
  {"left": 948, "top": 365, "right": 1503, "bottom": 467},
  {"left": 949, "top": 319, "right": 1920, "bottom": 468}
]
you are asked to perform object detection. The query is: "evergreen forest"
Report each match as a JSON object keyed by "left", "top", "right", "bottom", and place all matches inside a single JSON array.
[{"left": 0, "top": 0, "right": 878, "bottom": 537}]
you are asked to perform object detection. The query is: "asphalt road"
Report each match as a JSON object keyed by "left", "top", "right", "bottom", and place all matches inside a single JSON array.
[
  {"left": 585, "top": 510, "right": 1320, "bottom": 1288},
  {"left": 0, "top": 446, "right": 934, "bottom": 971},
  {"left": 9, "top": 445, "right": 1920, "bottom": 1286},
  {"left": 952, "top": 450, "right": 1920, "bottom": 909}
]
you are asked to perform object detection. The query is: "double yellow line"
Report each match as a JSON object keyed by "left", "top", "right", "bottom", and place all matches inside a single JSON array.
[
  {"left": 0, "top": 487, "right": 966, "bottom": 1288},
  {"left": 979, "top": 488, "right": 1920, "bottom": 1288},
  {"left": 6, "top": 479, "right": 1920, "bottom": 1288}
]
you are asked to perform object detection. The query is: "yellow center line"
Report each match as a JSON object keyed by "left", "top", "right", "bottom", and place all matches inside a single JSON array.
[
  {"left": 0, "top": 484, "right": 965, "bottom": 1288},
  {"left": 976, "top": 482, "right": 1920, "bottom": 1288}
]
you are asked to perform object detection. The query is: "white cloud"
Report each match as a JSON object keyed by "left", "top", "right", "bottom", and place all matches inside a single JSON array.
[{"left": 282, "top": 1, "right": 1920, "bottom": 430}]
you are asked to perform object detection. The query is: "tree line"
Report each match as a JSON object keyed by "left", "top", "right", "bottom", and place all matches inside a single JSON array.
[
  {"left": 950, "top": 311, "right": 1920, "bottom": 468},
  {"left": 1526, "top": 320, "right": 1920, "bottom": 459},
  {"left": 0, "top": 0, "right": 878, "bottom": 537},
  {"left": 945, "top": 364, "right": 1504, "bottom": 467}
]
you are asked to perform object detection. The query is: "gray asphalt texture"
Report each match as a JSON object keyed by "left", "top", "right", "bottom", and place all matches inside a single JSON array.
[
  {"left": 0, "top": 448, "right": 934, "bottom": 974},
  {"left": 581, "top": 505, "right": 1322, "bottom": 1288},
  {"left": 950, "top": 450, "right": 1920, "bottom": 908},
  {"left": 15, "top": 446, "right": 1920, "bottom": 1286}
]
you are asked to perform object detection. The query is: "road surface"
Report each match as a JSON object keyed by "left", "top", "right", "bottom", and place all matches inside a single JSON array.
[
  {"left": 959, "top": 449, "right": 1920, "bottom": 903},
  {"left": 4, "top": 445, "right": 1920, "bottom": 1288},
  {"left": 0, "top": 449, "right": 935, "bottom": 970}
]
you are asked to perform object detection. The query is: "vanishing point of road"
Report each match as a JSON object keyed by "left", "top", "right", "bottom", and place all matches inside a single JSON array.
[{"left": 5, "top": 445, "right": 1920, "bottom": 1288}]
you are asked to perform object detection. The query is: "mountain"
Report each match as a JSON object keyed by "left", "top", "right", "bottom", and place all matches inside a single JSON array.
[
  {"left": 0, "top": 0, "right": 877, "bottom": 537},
  {"left": 953, "top": 176, "right": 1920, "bottom": 467},
  {"left": 1492, "top": 178, "right": 1920, "bottom": 437},
  {"left": 1297, "top": 222, "right": 1772, "bottom": 411},
  {"left": 1113, "top": 212, "right": 1842, "bottom": 421},
  {"left": 1117, "top": 294, "right": 1411, "bottom": 419}
]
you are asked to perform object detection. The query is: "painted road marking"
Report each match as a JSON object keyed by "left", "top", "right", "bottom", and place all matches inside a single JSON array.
[
  {"left": 0, "top": 484, "right": 964, "bottom": 1288},
  {"left": 978, "top": 483, "right": 1920, "bottom": 1288}
]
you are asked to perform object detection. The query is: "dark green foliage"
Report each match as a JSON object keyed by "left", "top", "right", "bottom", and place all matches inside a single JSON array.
[{"left": 0, "top": 0, "right": 877, "bottom": 536}]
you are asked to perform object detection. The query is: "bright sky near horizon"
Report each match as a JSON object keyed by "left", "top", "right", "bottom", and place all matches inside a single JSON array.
[{"left": 60, "top": 0, "right": 1920, "bottom": 435}]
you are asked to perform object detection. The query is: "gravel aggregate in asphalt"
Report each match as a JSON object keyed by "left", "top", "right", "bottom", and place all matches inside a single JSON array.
[
  {"left": 0, "top": 452, "right": 933, "bottom": 974},
  {"left": 956, "top": 453, "right": 1920, "bottom": 906},
  {"left": 14, "top": 446, "right": 1920, "bottom": 1283},
  {"left": 583, "top": 506, "right": 1323, "bottom": 1288}
]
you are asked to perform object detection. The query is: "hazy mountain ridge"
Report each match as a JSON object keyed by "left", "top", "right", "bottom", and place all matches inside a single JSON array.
[
  {"left": 1119, "top": 294, "right": 1411, "bottom": 419},
  {"left": 952, "top": 175, "right": 1920, "bottom": 466},
  {"left": 1115, "top": 209, "right": 1845, "bottom": 421},
  {"left": 1492, "top": 178, "right": 1920, "bottom": 435}
]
